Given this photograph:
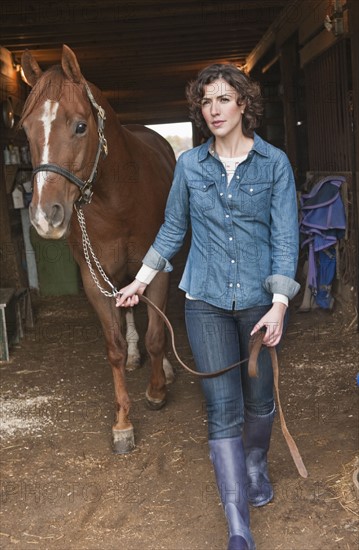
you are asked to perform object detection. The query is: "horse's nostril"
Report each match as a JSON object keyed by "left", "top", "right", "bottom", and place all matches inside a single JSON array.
[{"left": 51, "top": 204, "right": 65, "bottom": 227}]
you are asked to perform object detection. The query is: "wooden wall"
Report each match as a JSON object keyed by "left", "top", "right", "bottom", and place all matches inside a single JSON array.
[
  {"left": 246, "top": 0, "right": 358, "bottom": 304},
  {"left": 0, "top": 47, "right": 29, "bottom": 289}
]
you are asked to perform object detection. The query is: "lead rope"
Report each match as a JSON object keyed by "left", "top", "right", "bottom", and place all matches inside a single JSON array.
[
  {"left": 76, "top": 206, "right": 308, "bottom": 477},
  {"left": 138, "top": 294, "right": 250, "bottom": 379},
  {"left": 248, "top": 331, "right": 308, "bottom": 478},
  {"left": 141, "top": 294, "right": 308, "bottom": 478}
]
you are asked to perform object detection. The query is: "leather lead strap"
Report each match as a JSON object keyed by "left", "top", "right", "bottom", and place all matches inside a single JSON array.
[
  {"left": 139, "top": 294, "right": 249, "bottom": 379},
  {"left": 249, "top": 331, "right": 308, "bottom": 479},
  {"left": 138, "top": 294, "right": 308, "bottom": 478}
]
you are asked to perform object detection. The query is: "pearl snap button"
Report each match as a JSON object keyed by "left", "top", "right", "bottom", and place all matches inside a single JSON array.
[{"left": 228, "top": 194, "right": 232, "bottom": 198}]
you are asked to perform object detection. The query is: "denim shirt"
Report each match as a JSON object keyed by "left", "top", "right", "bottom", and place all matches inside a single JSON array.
[{"left": 143, "top": 133, "right": 300, "bottom": 311}]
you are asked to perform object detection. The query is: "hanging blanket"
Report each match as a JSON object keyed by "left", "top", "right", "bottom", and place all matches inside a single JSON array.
[{"left": 299, "top": 176, "right": 346, "bottom": 308}]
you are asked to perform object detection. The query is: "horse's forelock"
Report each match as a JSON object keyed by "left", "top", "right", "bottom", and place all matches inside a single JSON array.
[{"left": 20, "top": 65, "right": 71, "bottom": 126}]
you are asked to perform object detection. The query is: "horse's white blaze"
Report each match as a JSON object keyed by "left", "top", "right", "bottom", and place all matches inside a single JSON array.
[{"left": 34, "top": 100, "right": 59, "bottom": 231}]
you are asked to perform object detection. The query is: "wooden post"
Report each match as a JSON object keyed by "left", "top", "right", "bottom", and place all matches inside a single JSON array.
[
  {"left": 347, "top": 0, "right": 359, "bottom": 329},
  {"left": 280, "top": 36, "right": 300, "bottom": 178}
]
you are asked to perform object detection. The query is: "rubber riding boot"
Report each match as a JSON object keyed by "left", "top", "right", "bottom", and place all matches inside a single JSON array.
[
  {"left": 243, "top": 407, "right": 275, "bottom": 507},
  {"left": 209, "top": 437, "right": 256, "bottom": 550}
]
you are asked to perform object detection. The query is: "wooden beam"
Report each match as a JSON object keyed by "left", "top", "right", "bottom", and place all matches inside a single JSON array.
[
  {"left": 299, "top": 0, "right": 334, "bottom": 45},
  {"left": 245, "top": 0, "right": 302, "bottom": 72},
  {"left": 299, "top": 27, "right": 340, "bottom": 68}
]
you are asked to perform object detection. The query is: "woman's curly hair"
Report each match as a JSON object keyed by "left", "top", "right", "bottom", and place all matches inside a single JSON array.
[{"left": 186, "top": 64, "right": 263, "bottom": 138}]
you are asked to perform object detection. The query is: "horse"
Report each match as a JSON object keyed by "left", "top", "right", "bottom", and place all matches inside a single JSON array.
[{"left": 20, "top": 44, "right": 176, "bottom": 453}]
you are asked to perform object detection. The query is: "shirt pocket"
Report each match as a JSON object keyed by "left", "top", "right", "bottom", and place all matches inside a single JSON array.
[
  {"left": 188, "top": 180, "right": 216, "bottom": 211},
  {"left": 238, "top": 182, "right": 272, "bottom": 215}
]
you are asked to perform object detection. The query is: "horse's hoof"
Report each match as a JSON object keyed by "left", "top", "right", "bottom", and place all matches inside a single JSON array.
[
  {"left": 145, "top": 388, "right": 167, "bottom": 410},
  {"left": 112, "top": 427, "right": 135, "bottom": 454}
]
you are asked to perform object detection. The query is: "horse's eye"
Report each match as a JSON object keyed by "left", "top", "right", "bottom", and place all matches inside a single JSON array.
[{"left": 76, "top": 122, "right": 87, "bottom": 134}]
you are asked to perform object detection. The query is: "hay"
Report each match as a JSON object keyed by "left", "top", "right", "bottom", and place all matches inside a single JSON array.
[{"left": 327, "top": 457, "right": 359, "bottom": 517}]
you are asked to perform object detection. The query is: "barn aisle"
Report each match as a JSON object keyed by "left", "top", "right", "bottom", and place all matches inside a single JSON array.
[{"left": 0, "top": 284, "right": 358, "bottom": 549}]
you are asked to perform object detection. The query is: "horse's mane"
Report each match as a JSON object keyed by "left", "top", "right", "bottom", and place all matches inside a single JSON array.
[{"left": 20, "top": 66, "right": 71, "bottom": 126}]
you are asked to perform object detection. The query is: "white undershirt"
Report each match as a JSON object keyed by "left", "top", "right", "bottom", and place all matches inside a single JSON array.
[
  {"left": 135, "top": 152, "right": 288, "bottom": 307},
  {"left": 219, "top": 154, "right": 248, "bottom": 185}
]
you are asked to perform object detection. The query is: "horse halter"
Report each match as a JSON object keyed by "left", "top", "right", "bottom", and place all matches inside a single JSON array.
[{"left": 31, "top": 82, "right": 108, "bottom": 206}]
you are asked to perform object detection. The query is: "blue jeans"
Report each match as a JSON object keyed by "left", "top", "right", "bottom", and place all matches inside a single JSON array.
[{"left": 185, "top": 299, "right": 280, "bottom": 440}]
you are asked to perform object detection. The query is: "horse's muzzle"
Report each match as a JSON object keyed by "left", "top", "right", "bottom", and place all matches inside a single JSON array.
[{"left": 29, "top": 201, "right": 68, "bottom": 239}]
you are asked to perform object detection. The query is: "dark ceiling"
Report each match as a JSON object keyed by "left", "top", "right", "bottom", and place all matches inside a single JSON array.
[{"left": 1, "top": 1, "right": 287, "bottom": 125}]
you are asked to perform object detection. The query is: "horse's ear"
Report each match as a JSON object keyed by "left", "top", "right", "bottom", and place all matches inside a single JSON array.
[
  {"left": 61, "top": 44, "right": 84, "bottom": 84},
  {"left": 21, "top": 50, "right": 43, "bottom": 87}
]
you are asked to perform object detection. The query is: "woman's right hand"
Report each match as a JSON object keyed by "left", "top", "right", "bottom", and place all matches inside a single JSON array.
[{"left": 115, "top": 280, "right": 147, "bottom": 308}]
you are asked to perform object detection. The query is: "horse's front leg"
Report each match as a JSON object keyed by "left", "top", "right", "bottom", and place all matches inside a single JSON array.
[
  {"left": 100, "top": 305, "right": 136, "bottom": 453},
  {"left": 109, "top": 335, "right": 136, "bottom": 454},
  {"left": 81, "top": 272, "right": 135, "bottom": 453}
]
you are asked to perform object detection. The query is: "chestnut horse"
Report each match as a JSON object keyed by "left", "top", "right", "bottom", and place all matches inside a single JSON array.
[{"left": 20, "top": 45, "right": 176, "bottom": 453}]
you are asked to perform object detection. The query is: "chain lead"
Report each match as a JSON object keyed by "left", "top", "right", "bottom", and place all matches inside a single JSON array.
[{"left": 75, "top": 205, "right": 118, "bottom": 298}]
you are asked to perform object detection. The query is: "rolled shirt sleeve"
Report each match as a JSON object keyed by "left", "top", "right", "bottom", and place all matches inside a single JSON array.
[{"left": 264, "top": 274, "right": 300, "bottom": 300}]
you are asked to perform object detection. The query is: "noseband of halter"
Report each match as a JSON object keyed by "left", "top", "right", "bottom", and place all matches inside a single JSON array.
[{"left": 31, "top": 82, "right": 108, "bottom": 206}]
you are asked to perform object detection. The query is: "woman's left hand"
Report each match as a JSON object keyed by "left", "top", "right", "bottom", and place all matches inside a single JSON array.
[{"left": 250, "top": 302, "right": 287, "bottom": 347}]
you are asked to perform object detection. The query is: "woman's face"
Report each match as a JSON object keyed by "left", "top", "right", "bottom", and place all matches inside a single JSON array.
[{"left": 201, "top": 78, "right": 244, "bottom": 140}]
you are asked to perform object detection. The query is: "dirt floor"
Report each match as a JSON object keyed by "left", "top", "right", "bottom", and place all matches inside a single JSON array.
[{"left": 0, "top": 269, "right": 358, "bottom": 550}]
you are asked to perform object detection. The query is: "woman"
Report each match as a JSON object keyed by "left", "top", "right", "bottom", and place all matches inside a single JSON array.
[{"left": 116, "top": 64, "right": 300, "bottom": 550}]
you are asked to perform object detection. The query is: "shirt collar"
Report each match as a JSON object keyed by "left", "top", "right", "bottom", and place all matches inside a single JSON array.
[
  {"left": 198, "top": 137, "right": 214, "bottom": 162},
  {"left": 198, "top": 132, "right": 270, "bottom": 162},
  {"left": 251, "top": 132, "right": 270, "bottom": 157}
]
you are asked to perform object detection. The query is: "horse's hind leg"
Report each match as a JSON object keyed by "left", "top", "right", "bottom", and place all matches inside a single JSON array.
[
  {"left": 163, "top": 355, "right": 175, "bottom": 384},
  {"left": 125, "top": 309, "right": 141, "bottom": 371},
  {"left": 125, "top": 309, "right": 173, "bottom": 377},
  {"left": 144, "top": 272, "right": 173, "bottom": 409}
]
